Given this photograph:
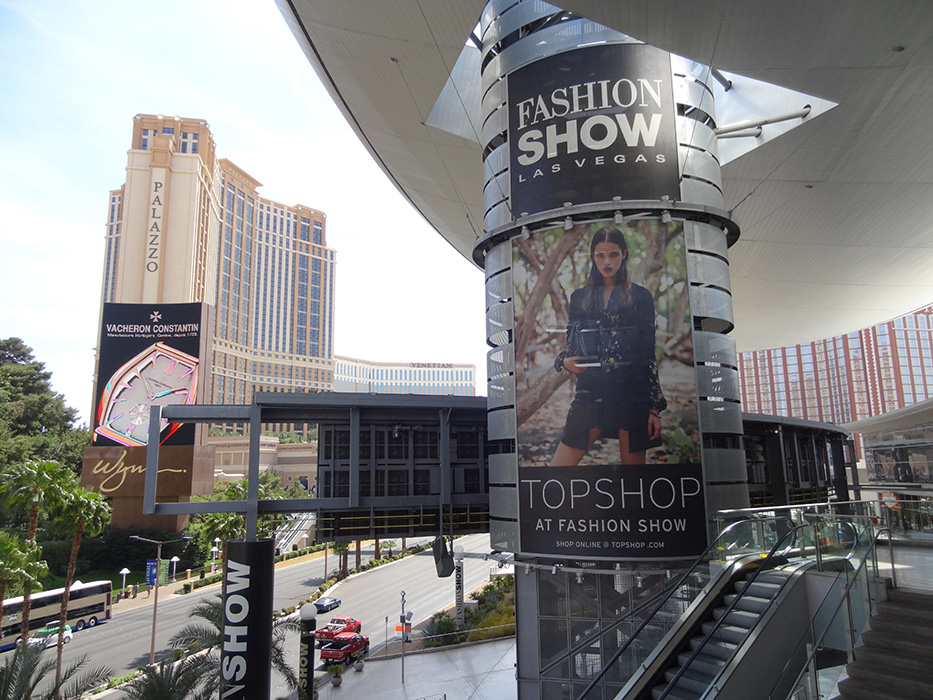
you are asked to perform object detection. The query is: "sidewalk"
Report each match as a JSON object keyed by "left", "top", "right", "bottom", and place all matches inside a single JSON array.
[{"left": 111, "top": 546, "right": 344, "bottom": 615}]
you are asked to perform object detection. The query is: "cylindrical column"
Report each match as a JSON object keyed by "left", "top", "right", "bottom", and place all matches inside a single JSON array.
[
  {"left": 473, "top": 4, "right": 745, "bottom": 698},
  {"left": 476, "top": 1, "right": 744, "bottom": 560}
]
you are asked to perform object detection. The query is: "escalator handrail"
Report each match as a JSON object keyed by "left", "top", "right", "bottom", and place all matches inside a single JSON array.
[
  {"left": 576, "top": 517, "right": 766, "bottom": 700},
  {"left": 654, "top": 522, "right": 815, "bottom": 700}
]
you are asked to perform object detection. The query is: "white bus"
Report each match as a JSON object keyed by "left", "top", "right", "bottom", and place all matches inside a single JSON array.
[{"left": 1, "top": 580, "right": 112, "bottom": 651}]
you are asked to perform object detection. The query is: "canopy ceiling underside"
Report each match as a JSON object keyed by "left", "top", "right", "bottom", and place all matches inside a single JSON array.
[{"left": 278, "top": 0, "right": 933, "bottom": 352}]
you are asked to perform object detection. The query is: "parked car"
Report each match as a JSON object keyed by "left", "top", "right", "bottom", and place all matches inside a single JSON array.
[
  {"left": 314, "top": 616, "right": 362, "bottom": 645},
  {"left": 319, "top": 632, "right": 369, "bottom": 666},
  {"left": 314, "top": 596, "right": 341, "bottom": 613},
  {"left": 25, "top": 625, "right": 73, "bottom": 648}
]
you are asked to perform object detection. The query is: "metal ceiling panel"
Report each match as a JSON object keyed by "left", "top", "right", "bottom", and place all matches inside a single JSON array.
[{"left": 276, "top": 0, "right": 933, "bottom": 351}]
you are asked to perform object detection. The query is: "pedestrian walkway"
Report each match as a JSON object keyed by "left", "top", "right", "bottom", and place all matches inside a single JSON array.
[
  {"left": 309, "top": 638, "right": 516, "bottom": 700},
  {"left": 111, "top": 547, "right": 329, "bottom": 615}
]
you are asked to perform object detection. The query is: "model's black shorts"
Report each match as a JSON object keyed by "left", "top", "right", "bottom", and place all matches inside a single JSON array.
[{"left": 559, "top": 392, "right": 660, "bottom": 453}]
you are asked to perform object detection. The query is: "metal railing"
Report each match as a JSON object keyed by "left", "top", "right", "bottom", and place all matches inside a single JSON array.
[
  {"left": 767, "top": 524, "right": 892, "bottom": 700},
  {"left": 579, "top": 501, "right": 893, "bottom": 700}
]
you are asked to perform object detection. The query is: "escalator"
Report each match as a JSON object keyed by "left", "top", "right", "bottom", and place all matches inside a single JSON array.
[
  {"left": 625, "top": 558, "right": 811, "bottom": 700},
  {"left": 575, "top": 507, "right": 876, "bottom": 700}
]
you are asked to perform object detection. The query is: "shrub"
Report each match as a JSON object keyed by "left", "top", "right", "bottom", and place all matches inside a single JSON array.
[{"left": 424, "top": 611, "right": 460, "bottom": 646}]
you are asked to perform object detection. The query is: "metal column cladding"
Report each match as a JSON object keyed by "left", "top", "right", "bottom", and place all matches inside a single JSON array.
[
  {"left": 220, "top": 539, "right": 275, "bottom": 700},
  {"left": 476, "top": 3, "right": 744, "bottom": 561}
]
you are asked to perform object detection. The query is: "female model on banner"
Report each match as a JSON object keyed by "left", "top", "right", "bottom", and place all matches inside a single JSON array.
[{"left": 550, "top": 226, "right": 666, "bottom": 466}]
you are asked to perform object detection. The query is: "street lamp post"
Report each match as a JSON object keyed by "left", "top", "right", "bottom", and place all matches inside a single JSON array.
[
  {"left": 130, "top": 535, "right": 190, "bottom": 665},
  {"left": 119, "top": 567, "right": 130, "bottom": 597},
  {"left": 170, "top": 556, "right": 180, "bottom": 582},
  {"left": 400, "top": 590, "right": 406, "bottom": 684},
  {"left": 399, "top": 591, "right": 412, "bottom": 684},
  {"left": 210, "top": 546, "right": 219, "bottom": 573}
]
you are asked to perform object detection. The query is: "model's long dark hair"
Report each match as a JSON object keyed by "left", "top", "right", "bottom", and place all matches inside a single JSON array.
[{"left": 583, "top": 226, "right": 632, "bottom": 310}]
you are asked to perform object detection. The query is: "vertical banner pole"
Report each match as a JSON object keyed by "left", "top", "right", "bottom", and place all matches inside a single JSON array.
[
  {"left": 220, "top": 539, "right": 275, "bottom": 700},
  {"left": 298, "top": 603, "right": 318, "bottom": 700}
]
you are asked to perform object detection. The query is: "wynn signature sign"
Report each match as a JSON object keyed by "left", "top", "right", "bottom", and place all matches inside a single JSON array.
[{"left": 82, "top": 445, "right": 214, "bottom": 529}]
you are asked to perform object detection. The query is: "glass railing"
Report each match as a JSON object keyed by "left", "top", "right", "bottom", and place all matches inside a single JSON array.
[
  {"left": 767, "top": 523, "right": 892, "bottom": 700},
  {"left": 577, "top": 516, "right": 790, "bottom": 700},
  {"left": 578, "top": 501, "right": 886, "bottom": 700}
]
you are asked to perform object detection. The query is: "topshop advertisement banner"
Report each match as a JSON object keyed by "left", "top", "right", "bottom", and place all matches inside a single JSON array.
[
  {"left": 512, "top": 218, "right": 705, "bottom": 559},
  {"left": 508, "top": 42, "right": 680, "bottom": 216}
]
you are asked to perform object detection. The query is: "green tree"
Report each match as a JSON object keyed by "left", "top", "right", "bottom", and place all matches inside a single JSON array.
[
  {"left": 0, "top": 461, "right": 73, "bottom": 642},
  {"left": 0, "top": 533, "right": 48, "bottom": 629},
  {"left": 190, "top": 472, "right": 298, "bottom": 555},
  {"left": 0, "top": 339, "right": 88, "bottom": 472},
  {"left": 117, "top": 656, "right": 213, "bottom": 700},
  {"left": 49, "top": 488, "right": 111, "bottom": 697},
  {"left": 168, "top": 595, "right": 299, "bottom": 693},
  {"left": 0, "top": 643, "right": 110, "bottom": 700}
]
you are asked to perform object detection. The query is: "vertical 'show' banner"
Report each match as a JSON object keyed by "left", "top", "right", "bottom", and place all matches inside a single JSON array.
[{"left": 220, "top": 539, "right": 275, "bottom": 700}]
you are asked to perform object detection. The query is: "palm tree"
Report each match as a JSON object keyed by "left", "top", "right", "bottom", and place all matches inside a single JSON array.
[
  {"left": 49, "top": 487, "right": 111, "bottom": 697},
  {"left": 0, "top": 642, "right": 110, "bottom": 700},
  {"left": 0, "top": 461, "right": 73, "bottom": 642},
  {"left": 117, "top": 655, "right": 214, "bottom": 700},
  {"left": 330, "top": 541, "right": 350, "bottom": 577},
  {"left": 168, "top": 594, "right": 300, "bottom": 692},
  {"left": 197, "top": 511, "right": 243, "bottom": 567}
]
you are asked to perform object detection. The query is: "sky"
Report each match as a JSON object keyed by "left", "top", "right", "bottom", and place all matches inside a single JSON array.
[{"left": 0, "top": 0, "right": 488, "bottom": 425}]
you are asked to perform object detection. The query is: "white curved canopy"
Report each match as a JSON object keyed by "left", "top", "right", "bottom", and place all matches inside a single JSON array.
[{"left": 276, "top": 0, "right": 933, "bottom": 352}]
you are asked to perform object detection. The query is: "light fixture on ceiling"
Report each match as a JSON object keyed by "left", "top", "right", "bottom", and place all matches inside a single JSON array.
[
  {"left": 661, "top": 211, "right": 672, "bottom": 224},
  {"left": 564, "top": 216, "right": 573, "bottom": 230},
  {"left": 614, "top": 211, "right": 624, "bottom": 224}
]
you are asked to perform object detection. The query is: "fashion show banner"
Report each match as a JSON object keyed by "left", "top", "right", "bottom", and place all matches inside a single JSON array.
[
  {"left": 508, "top": 43, "right": 680, "bottom": 216},
  {"left": 512, "top": 219, "right": 705, "bottom": 559},
  {"left": 220, "top": 539, "right": 275, "bottom": 700},
  {"left": 93, "top": 302, "right": 207, "bottom": 447}
]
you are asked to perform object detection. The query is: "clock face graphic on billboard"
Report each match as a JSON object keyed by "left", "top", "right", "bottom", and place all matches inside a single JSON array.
[{"left": 95, "top": 341, "right": 199, "bottom": 446}]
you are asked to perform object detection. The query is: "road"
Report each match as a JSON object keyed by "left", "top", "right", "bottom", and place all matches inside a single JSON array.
[
  {"left": 43, "top": 534, "right": 493, "bottom": 685},
  {"left": 305, "top": 533, "right": 494, "bottom": 651}
]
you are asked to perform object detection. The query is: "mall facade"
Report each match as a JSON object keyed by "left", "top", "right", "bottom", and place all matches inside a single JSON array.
[{"left": 739, "top": 304, "right": 933, "bottom": 458}]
